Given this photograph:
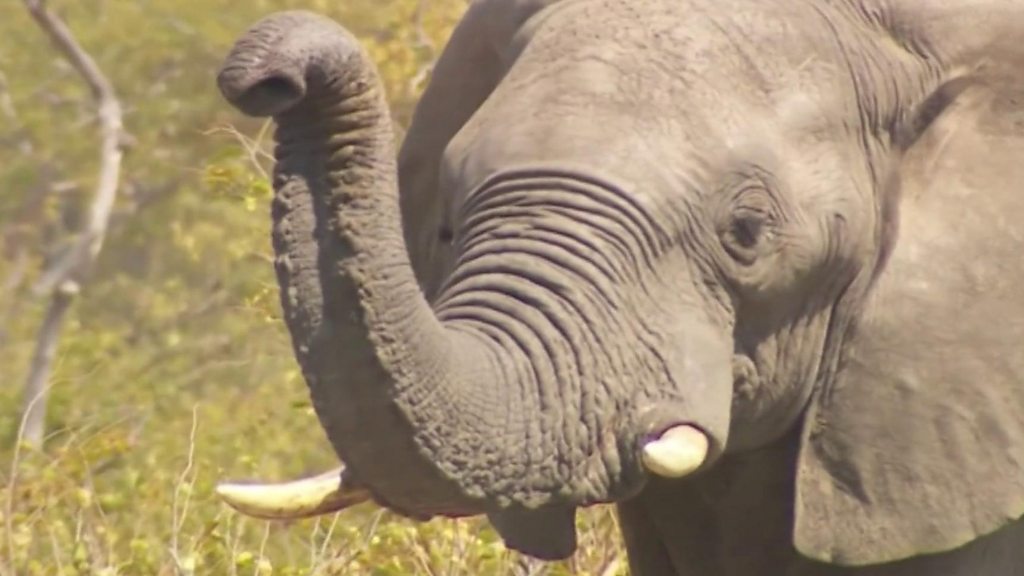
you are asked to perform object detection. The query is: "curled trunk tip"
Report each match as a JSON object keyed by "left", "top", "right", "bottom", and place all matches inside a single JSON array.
[{"left": 217, "top": 10, "right": 362, "bottom": 117}]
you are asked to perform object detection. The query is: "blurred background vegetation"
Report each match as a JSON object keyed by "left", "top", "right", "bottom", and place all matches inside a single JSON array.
[{"left": 0, "top": 1, "right": 625, "bottom": 574}]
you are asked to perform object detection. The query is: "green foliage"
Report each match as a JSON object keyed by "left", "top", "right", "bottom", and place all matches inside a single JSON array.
[{"left": 0, "top": 1, "right": 627, "bottom": 574}]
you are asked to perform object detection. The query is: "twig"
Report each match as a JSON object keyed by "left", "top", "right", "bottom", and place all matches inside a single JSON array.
[
  {"left": 413, "top": 0, "right": 435, "bottom": 53},
  {"left": 408, "top": 0, "right": 438, "bottom": 93},
  {"left": 204, "top": 121, "right": 274, "bottom": 180},
  {"left": 510, "top": 554, "right": 549, "bottom": 576},
  {"left": 256, "top": 522, "right": 271, "bottom": 576},
  {"left": 5, "top": 372, "right": 58, "bottom": 572},
  {"left": 316, "top": 510, "right": 385, "bottom": 574},
  {"left": 170, "top": 405, "right": 200, "bottom": 570},
  {"left": 307, "top": 512, "right": 341, "bottom": 571},
  {"left": 19, "top": 0, "right": 126, "bottom": 447}
]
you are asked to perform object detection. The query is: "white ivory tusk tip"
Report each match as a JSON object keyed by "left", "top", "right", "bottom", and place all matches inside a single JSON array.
[{"left": 641, "top": 424, "right": 709, "bottom": 478}]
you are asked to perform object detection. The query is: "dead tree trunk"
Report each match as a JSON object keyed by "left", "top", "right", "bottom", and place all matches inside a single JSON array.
[{"left": 19, "top": 0, "right": 125, "bottom": 448}]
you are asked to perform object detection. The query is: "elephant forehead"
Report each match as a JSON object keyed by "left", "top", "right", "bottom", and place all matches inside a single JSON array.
[
  {"left": 505, "top": 0, "right": 850, "bottom": 108},
  {"left": 442, "top": 0, "right": 858, "bottom": 200}
]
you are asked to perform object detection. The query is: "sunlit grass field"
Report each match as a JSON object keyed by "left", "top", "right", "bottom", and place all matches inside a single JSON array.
[{"left": 2, "top": 369, "right": 625, "bottom": 574}]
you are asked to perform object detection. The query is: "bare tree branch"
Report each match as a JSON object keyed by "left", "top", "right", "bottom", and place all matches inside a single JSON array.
[
  {"left": 408, "top": 0, "right": 438, "bottom": 93},
  {"left": 19, "top": 0, "right": 126, "bottom": 448},
  {"left": 413, "top": 0, "right": 435, "bottom": 53}
]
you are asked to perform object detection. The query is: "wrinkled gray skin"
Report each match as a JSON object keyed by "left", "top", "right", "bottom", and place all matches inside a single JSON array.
[{"left": 216, "top": 1, "right": 1024, "bottom": 574}]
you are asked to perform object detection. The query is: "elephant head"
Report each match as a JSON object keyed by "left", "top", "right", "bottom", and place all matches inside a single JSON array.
[{"left": 214, "top": 1, "right": 1024, "bottom": 567}]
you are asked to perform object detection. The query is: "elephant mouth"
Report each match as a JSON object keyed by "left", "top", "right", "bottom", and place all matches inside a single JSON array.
[
  {"left": 216, "top": 423, "right": 711, "bottom": 520},
  {"left": 732, "top": 353, "right": 760, "bottom": 401}
]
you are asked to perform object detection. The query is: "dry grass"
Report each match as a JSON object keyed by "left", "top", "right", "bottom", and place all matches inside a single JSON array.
[{"left": 1, "top": 385, "right": 628, "bottom": 575}]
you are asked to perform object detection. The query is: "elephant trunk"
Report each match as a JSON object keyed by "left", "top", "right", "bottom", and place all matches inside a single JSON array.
[
  {"left": 218, "top": 10, "right": 498, "bottom": 515},
  {"left": 215, "top": 11, "right": 717, "bottom": 528}
]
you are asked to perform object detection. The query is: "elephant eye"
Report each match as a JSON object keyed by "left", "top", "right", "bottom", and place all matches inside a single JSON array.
[
  {"left": 731, "top": 211, "right": 763, "bottom": 249},
  {"left": 719, "top": 191, "right": 776, "bottom": 266}
]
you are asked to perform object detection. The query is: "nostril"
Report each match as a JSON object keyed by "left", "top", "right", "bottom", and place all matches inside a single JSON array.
[
  {"left": 253, "top": 74, "right": 302, "bottom": 102},
  {"left": 247, "top": 74, "right": 304, "bottom": 114},
  {"left": 219, "top": 67, "right": 306, "bottom": 118}
]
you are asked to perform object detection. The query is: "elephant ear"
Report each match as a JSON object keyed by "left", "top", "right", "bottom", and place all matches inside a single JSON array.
[{"left": 794, "top": 5, "right": 1024, "bottom": 565}]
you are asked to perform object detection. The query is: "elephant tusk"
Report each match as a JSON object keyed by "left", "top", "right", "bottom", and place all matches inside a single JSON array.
[
  {"left": 641, "top": 425, "right": 709, "bottom": 478},
  {"left": 216, "top": 465, "right": 370, "bottom": 520}
]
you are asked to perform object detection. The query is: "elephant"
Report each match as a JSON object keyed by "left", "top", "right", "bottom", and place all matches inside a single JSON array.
[{"left": 212, "top": 1, "right": 1024, "bottom": 574}]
